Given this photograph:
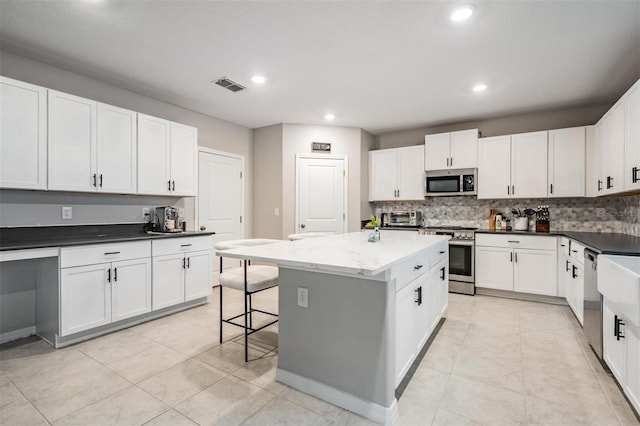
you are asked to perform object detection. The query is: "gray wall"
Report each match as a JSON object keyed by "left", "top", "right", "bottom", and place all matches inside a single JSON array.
[
  {"left": 376, "top": 104, "right": 612, "bottom": 150},
  {"left": 0, "top": 51, "right": 253, "bottom": 233},
  {"left": 252, "top": 125, "right": 283, "bottom": 239}
]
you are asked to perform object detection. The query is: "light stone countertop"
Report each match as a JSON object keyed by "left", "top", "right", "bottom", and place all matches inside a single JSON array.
[{"left": 218, "top": 230, "right": 450, "bottom": 277}]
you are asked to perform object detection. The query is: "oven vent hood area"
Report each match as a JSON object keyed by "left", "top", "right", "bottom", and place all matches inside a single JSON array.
[{"left": 425, "top": 168, "right": 477, "bottom": 197}]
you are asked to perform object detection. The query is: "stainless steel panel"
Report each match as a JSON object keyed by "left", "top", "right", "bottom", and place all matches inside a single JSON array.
[{"left": 583, "top": 249, "right": 602, "bottom": 359}]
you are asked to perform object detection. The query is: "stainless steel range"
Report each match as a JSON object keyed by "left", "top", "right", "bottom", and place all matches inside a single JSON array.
[{"left": 421, "top": 226, "right": 476, "bottom": 295}]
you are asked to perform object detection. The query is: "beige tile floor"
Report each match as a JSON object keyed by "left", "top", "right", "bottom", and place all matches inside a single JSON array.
[{"left": 1, "top": 289, "right": 639, "bottom": 426}]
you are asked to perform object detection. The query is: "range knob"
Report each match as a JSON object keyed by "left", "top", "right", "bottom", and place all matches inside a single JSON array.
[
  {"left": 461, "top": 232, "right": 468, "bottom": 239},
  {"left": 454, "top": 232, "right": 460, "bottom": 238}
]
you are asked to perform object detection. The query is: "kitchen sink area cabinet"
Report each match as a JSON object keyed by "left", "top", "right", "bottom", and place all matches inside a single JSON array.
[
  {"left": 368, "top": 145, "right": 424, "bottom": 201},
  {"left": 59, "top": 241, "right": 152, "bottom": 337},
  {"left": 0, "top": 76, "right": 48, "bottom": 190},
  {"left": 547, "top": 126, "right": 586, "bottom": 197},
  {"left": 424, "top": 128, "right": 478, "bottom": 170},
  {"left": 476, "top": 234, "right": 557, "bottom": 296},
  {"left": 604, "top": 299, "right": 627, "bottom": 384},
  {"left": 151, "top": 236, "right": 213, "bottom": 310},
  {"left": 138, "top": 114, "right": 197, "bottom": 196}
]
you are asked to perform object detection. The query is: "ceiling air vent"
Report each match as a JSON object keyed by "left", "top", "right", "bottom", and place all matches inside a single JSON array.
[{"left": 213, "top": 77, "right": 246, "bottom": 92}]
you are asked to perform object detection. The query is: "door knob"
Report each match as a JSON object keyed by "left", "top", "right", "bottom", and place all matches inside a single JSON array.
[
  {"left": 301, "top": 224, "right": 306, "bottom": 228},
  {"left": 200, "top": 226, "right": 206, "bottom": 231}
]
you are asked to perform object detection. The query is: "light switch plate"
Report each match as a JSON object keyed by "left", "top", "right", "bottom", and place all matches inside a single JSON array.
[{"left": 62, "top": 206, "right": 72, "bottom": 220}]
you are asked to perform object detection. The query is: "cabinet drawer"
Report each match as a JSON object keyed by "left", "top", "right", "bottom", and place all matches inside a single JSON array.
[
  {"left": 393, "top": 250, "right": 430, "bottom": 292},
  {"left": 430, "top": 241, "right": 448, "bottom": 267},
  {"left": 476, "top": 234, "right": 557, "bottom": 251},
  {"left": 569, "top": 240, "right": 585, "bottom": 265},
  {"left": 152, "top": 236, "right": 213, "bottom": 256},
  {"left": 61, "top": 241, "right": 151, "bottom": 268}
]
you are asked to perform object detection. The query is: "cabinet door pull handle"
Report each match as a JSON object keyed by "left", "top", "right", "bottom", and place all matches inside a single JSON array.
[
  {"left": 182, "top": 258, "right": 186, "bottom": 269},
  {"left": 507, "top": 185, "right": 510, "bottom": 195},
  {"left": 181, "top": 244, "right": 192, "bottom": 247},
  {"left": 614, "top": 315, "right": 625, "bottom": 340},
  {"left": 104, "top": 251, "right": 121, "bottom": 255},
  {"left": 633, "top": 167, "right": 639, "bottom": 183},
  {"left": 566, "top": 260, "right": 570, "bottom": 271},
  {"left": 607, "top": 176, "right": 613, "bottom": 189},
  {"left": 439, "top": 250, "right": 445, "bottom": 254},
  {"left": 107, "top": 268, "right": 111, "bottom": 283},
  {"left": 512, "top": 185, "right": 515, "bottom": 195},
  {"left": 450, "top": 157, "right": 453, "bottom": 167},
  {"left": 572, "top": 265, "right": 577, "bottom": 279},
  {"left": 440, "top": 266, "right": 446, "bottom": 280},
  {"left": 511, "top": 252, "right": 513, "bottom": 262},
  {"left": 415, "top": 286, "right": 422, "bottom": 305},
  {"left": 571, "top": 249, "right": 578, "bottom": 253},
  {"left": 514, "top": 252, "right": 518, "bottom": 263},
  {"left": 187, "top": 257, "right": 191, "bottom": 268},
  {"left": 507, "top": 240, "right": 520, "bottom": 244},
  {"left": 597, "top": 179, "right": 603, "bottom": 191},
  {"left": 550, "top": 183, "right": 553, "bottom": 194},
  {"left": 93, "top": 173, "right": 97, "bottom": 187},
  {"left": 99, "top": 174, "right": 103, "bottom": 187},
  {"left": 413, "top": 264, "right": 423, "bottom": 270},
  {"left": 114, "top": 267, "right": 117, "bottom": 282},
  {"left": 560, "top": 244, "right": 566, "bottom": 247},
  {"left": 168, "top": 180, "right": 172, "bottom": 191},
  {"left": 172, "top": 180, "right": 176, "bottom": 191},
  {"left": 397, "top": 189, "right": 399, "bottom": 198}
]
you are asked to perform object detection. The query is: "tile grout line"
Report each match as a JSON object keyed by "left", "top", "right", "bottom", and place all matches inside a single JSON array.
[{"left": 2, "top": 373, "right": 53, "bottom": 425}]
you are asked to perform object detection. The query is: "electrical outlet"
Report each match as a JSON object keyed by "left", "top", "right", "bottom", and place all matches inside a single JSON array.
[
  {"left": 274, "top": 207, "right": 280, "bottom": 217},
  {"left": 62, "top": 206, "right": 72, "bottom": 220},
  {"left": 178, "top": 207, "right": 185, "bottom": 217},
  {"left": 142, "top": 207, "right": 150, "bottom": 217},
  {"left": 297, "top": 287, "right": 308, "bottom": 308}
]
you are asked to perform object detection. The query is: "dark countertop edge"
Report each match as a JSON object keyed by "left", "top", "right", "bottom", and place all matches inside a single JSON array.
[
  {"left": 0, "top": 231, "right": 216, "bottom": 252},
  {"left": 475, "top": 229, "right": 640, "bottom": 256}
]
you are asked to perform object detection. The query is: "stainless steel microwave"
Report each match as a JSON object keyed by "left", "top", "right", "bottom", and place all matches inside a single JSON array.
[{"left": 425, "top": 168, "right": 477, "bottom": 196}]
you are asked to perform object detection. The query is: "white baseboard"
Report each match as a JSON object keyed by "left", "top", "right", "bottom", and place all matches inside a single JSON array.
[
  {"left": 0, "top": 326, "right": 36, "bottom": 344},
  {"left": 276, "top": 368, "right": 398, "bottom": 425}
]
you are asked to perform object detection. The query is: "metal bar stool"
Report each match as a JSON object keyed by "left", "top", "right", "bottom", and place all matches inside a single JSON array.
[{"left": 214, "top": 239, "right": 281, "bottom": 362}]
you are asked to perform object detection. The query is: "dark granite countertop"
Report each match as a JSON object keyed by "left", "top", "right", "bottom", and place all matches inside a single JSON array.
[
  {"left": 476, "top": 229, "right": 640, "bottom": 256},
  {"left": 0, "top": 224, "right": 216, "bottom": 251}
]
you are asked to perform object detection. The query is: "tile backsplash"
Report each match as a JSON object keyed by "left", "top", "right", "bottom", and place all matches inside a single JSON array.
[{"left": 373, "top": 193, "right": 640, "bottom": 236}]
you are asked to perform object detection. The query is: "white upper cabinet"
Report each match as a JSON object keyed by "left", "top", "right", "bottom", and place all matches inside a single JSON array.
[
  {"left": 585, "top": 126, "right": 598, "bottom": 197},
  {"left": 169, "top": 122, "right": 197, "bottom": 196},
  {"left": 138, "top": 114, "right": 197, "bottom": 196},
  {"left": 369, "top": 145, "right": 424, "bottom": 201},
  {"left": 48, "top": 90, "right": 138, "bottom": 193},
  {"left": 425, "top": 129, "right": 478, "bottom": 171},
  {"left": 625, "top": 83, "right": 640, "bottom": 191},
  {"left": 592, "top": 78, "right": 640, "bottom": 196},
  {"left": 478, "top": 131, "right": 548, "bottom": 199},
  {"left": 548, "top": 126, "right": 586, "bottom": 197},
  {"left": 96, "top": 103, "right": 137, "bottom": 194},
  {"left": 511, "top": 131, "right": 548, "bottom": 198},
  {"left": 477, "top": 135, "right": 511, "bottom": 199},
  {"left": 0, "top": 77, "right": 47, "bottom": 190},
  {"left": 48, "top": 90, "right": 97, "bottom": 192},
  {"left": 138, "top": 114, "right": 171, "bottom": 195}
]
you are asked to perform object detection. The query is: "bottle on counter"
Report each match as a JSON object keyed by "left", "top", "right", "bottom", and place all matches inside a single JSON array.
[{"left": 495, "top": 214, "right": 502, "bottom": 230}]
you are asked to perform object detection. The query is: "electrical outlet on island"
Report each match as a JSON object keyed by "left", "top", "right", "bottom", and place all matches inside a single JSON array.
[{"left": 297, "top": 287, "right": 309, "bottom": 308}]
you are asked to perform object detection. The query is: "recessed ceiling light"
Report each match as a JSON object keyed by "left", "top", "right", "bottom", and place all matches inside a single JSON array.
[
  {"left": 251, "top": 75, "right": 266, "bottom": 84},
  {"left": 324, "top": 113, "right": 336, "bottom": 121},
  {"left": 451, "top": 5, "right": 474, "bottom": 22},
  {"left": 473, "top": 84, "right": 487, "bottom": 92}
]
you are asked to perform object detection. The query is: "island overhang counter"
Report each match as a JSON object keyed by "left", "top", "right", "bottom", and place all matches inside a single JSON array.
[{"left": 218, "top": 231, "right": 450, "bottom": 425}]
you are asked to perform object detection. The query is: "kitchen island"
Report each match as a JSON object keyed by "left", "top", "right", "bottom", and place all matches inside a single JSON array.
[{"left": 219, "top": 231, "right": 450, "bottom": 424}]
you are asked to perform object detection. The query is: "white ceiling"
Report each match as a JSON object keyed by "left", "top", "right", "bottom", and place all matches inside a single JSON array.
[{"left": 1, "top": 1, "right": 639, "bottom": 135}]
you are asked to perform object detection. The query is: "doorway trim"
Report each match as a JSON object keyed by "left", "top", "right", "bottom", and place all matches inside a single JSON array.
[
  {"left": 196, "top": 147, "right": 245, "bottom": 237},
  {"left": 294, "top": 153, "right": 348, "bottom": 234}
]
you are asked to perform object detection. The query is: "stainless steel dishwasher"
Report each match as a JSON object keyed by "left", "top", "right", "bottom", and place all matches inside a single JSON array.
[{"left": 583, "top": 249, "right": 602, "bottom": 359}]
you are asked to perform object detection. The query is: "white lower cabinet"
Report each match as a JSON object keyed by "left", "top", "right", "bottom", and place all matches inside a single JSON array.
[
  {"left": 61, "top": 263, "right": 112, "bottom": 336},
  {"left": 151, "top": 236, "right": 213, "bottom": 310},
  {"left": 603, "top": 299, "right": 640, "bottom": 414},
  {"left": 60, "top": 241, "right": 152, "bottom": 336},
  {"left": 475, "top": 234, "right": 557, "bottom": 296},
  {"left": 395, "top": 246, "right": 449, "bottom": 387}
]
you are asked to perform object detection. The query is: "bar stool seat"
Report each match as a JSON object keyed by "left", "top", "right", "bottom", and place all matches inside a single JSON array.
[{"left": 219, "top": 265, "right": 278, "bottom": 292}]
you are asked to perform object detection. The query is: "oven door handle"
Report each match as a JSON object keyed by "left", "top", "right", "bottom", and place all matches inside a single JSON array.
[{"left": 448, "top": 240, "right": 475, "bottom": 246}]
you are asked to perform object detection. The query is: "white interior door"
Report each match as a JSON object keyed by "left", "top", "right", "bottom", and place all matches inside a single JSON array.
[
  {"left": 198, "top": 150, "right": 244, "bottom": 274},
  {"left": 296, "top": 156, "right": 346, "bottom": 234}
]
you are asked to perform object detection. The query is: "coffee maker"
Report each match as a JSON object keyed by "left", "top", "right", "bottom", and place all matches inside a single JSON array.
[{"left": 155, "top": 206, "right": 182, "bottom": 233}]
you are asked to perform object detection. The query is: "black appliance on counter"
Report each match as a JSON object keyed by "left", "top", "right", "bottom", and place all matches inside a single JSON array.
[{"left": 421, "top": 226, "right": 476, "bottom": 295}]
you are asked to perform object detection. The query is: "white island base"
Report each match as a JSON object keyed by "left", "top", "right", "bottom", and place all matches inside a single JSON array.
[{"left": 219, "top": 232, "right": 450, "bottom": 425}]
